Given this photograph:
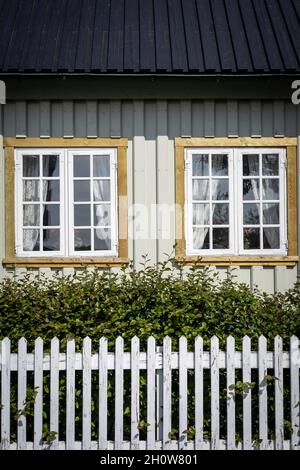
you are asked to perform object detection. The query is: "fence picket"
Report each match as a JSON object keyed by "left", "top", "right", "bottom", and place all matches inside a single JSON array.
[
  {"left": 242, "top": 336, "right": 252, "bottom": 450},
  {"left": 1, "top": 338, "right": 11, "bottom": 450},
  {"left": 226, "top": 336, "right": 235, "bottom": 450},
  {"left": 258, "top": 335, "right": 268, "bottom": 450},
  {"left": 17, "top": 338, "right": 27, "bottom": 450},
  {"left": 290, "top": 336, "right": 300, "bottom": 450},
  {"left": 99, "top": 338, "right": 108, "bottom": 450},
  {"left": 115, "top": 337, "right": 124, "bottom": 450},
  {"left": 179, "top": 336, "right": 188, "bottom": 450},
  {"left": 50, "top": 337, "right": 59, "bottom": 449},
  {"left": 195, "top": 337, "right": 204, "bottom": 450},
  {"left": 147, "top": 337, "right": 156, "bottom": 450},
  {"left": 211, "top": 336, "right": 220, "bottom": 450},
  {"left": 66, "top": 338, "right": 75, "bottom": 450},
  {"left": 131, "top": 336, "right": 140, "bottom": 450},
  {"left": 34, "top": 338, "right": 43, "bottom": 450},
  {"left": 82, "top": 337, "right": 92, "bottom": 450},
  {"left": 274, "top": 336, "right": 284, "bottom": 450},
  {"left": 163, "top": 336, "right": 172, "bottom": 450}
]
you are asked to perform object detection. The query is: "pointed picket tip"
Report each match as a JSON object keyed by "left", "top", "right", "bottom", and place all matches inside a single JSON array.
[
  {"left": 274, "top": 335, "right": 283, "bottom": 343},
  {"left": 1, "top": 337, "right": 11, "bottom": 345},
  {"left": 259, "top": 334, "right": 266, "bottom": 340},
  {"left": 116, "top": 336, "right": 124, "bottom": 344},
  {"left": 243, "top": 335, "right": 251, "bottom": 342},
  {"left": 291, "top": 335, "right": 299, "bottom": 342},
  {"left": 131, "top": 335, "right": 140, "bottom": 342},
  {"left": 51, "top": 336, "right": 59, "bottom": 343},
  {"left": 147, "top": 335, "right": 156, "bottom": 342},
  {"left": 18, "top": 337, "right": 27, "bottom": 346},
  {"left": 35, "top": 337, "right": 43, "bottom": 344},
  {"left": 99, "top": 336, "right": 108, "bottom": 342},
  {"left": 83, "top": 336, "right": 92, "bottom": 344},
  {"left": 227, "top": 335, "right": 235, "bottom": 343},
  {"left": 211, "top": 335, "right": 219, "bottom": 342}
]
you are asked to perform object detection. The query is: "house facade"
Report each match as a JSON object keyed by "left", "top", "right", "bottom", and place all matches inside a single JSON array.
[{"left": 0, "top": 0, "right": 300, "bottom": 293}]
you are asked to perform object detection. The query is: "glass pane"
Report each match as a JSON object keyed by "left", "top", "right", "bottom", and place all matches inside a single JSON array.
[
  {"left": 213, "top": 228, "right": 229, "bottom": 249},
  {"left": 212, "top": 154, "right": 228, "bottom": 176},
  {"left": 192, "top": 180, "right": 209, "bottom": 200},
  {"left": 243, "top": 155, "right": 259, "bottom": 176},
  {"left": 193, "top": 204, "right": 210, "bottom": 225},
  {"left": 74, "top": 155, "right": 90, "bottom": 177},
  {"left": 43, "top": 229, "right": 60, "bottom": 251},
  {"left": 93, "top": 180, "right": 111, "bottom": 201},
  {"left": 23, "top": 229, "right": 40, "bottom": 251},
  {"left": 243, "top": 179, "right": 260, "bottom": 200},
  {"left": 192, "top": 154, "right": 209, "bottom": 176},
  {"left": 243, "top": 203, "right": 260, "bottom": 225},
  {"left": 23, "top": 180, "right": 39, "bottom": 201},
  {"left": 93, "top": 155, "right": 110, "bottom": 177},
  {"left": 43, "top": 155, "right": 59, "bottom": 177},
  {"left": 262, "top": 154, "right": 279, "bottom": 176},
  {"left": 263, "top": 203, "right": 279, "bottom": 225},
  {"left": 74, "top": 181, "right": 90, "bottom": 201},
  {"left": 94, "top": 204, "right": 111, "bottom": 226},
  {"left": 193, "top": 227, "right": 210, "bottom": 250},
  {"left": 263, "top": 228, "right": 280, "bottom": 249},
  {"left": 262, "top": 179, "right": 279, "bottom": 200},
  {"left": 244, "top": 228, "right": 260, "bottom": 250},
  {"left": 94, "top": 228, "right": 111, "bottom": 250},
  {"left": 74, "top": 229, "right": 91, "bottom": 251},
  {"left": 43, "top": 180, "right": 60, "bottom": 201},
  {"left": 212, "top": 180, "right": 229, "bottom": 200},
  {"left": 43, "top": 204, "right": 60, "bottom": 226},
  {"left": 212, "top": 203, "right": 229, "bottom": 225},
  {"left": 23, "top": 205, "right": 40, "bottom": 226},
  {"left": 23, "top": 155, "right": 39, "bottom": 177},
  {"left": 74, "top": 205, "right": 91, "bottom": 226}
]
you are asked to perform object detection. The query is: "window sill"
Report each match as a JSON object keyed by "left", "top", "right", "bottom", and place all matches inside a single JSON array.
[
  {"left": 175, "top": 256, "right": 299, "bottom": 267},
  {"left": 2, "top": 257, "right": 130, "bottom": 268}
]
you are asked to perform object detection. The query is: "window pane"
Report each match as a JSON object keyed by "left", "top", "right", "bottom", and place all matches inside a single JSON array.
[
  {"left": 243, "top": 203, "right": 260, "bottom": 225},
  {"left": 74, "top": 181, "right": 90, "bottom": 201},
  {"left": 212, "top": 204, "right": 229, "bottom": 225},
  {"left": 23, "top": 155, "right": 39, "bottom": 177},
  {"left": 263, "top": 228, "right": 280, "bottom": 249},
  {"left": 244, "top": 228, "right": 260, "bottom": 250},
  {"left": 93, "top": 180, "right": 111, "bottom": 201},
  {"left": 23, "top": 205, "right": 40, "bottom": 226},
  {"left": 193, "top": 204, "right": 210, "bottom": 225},
  {"left": 74, "top": 229, "right": 91, "bottom": 251},
  {"left": 93, "top": 155, "right": 110, "bottom": 177},
  {"left": 212, "top": 154, "right": 228, "bottom": 176},
  {"left": 74, "top": 155, "right": 90, "bottom": 177},
  {"left": 193, "top": 227, "right": 210, "bottom": 250},
  {"left": 94, "top": 204, "right": 111, "bottom": 226},
  {"left": 213, "top": 228, "right": 229, "bottom": 249},
  {"left": 74, "top": 205, "right": 91, "bottom": 226},
  {"left": 43, "top": 180, "right": 60, "bottom": 201},
  {"left": 212, "top": 180, "right": 229, "bottom": 200},
  {"left": 262, "top": 179, "right": 279, "bottom": 200},
  {"left": 23, "top": 180, "right": 39, "bottom": 201},
  {"left": 94, "top": 228, "right": 111, "bottom": 250},
  {"left": 192, "top": 154, "right": 209, "bottom": 176},
  {"left": 23, "top": 229, "right": 40, "bottom": 251},
  {"left": 192, "top": 180, "right": 209, "bottom": 200},
  {"left": 43, "top": 205, "right": 60, "bottom": 226},
  {"left": 243, "top": 155, "right": 259, "bottom": 176},
  {"left": 243, "top": 179, "right": 260, "bottom": 200},
  {"left": 262, "top": 154, "right": 279, "bottom": 176},
  {"left": 43, "top": 229, "right": 60, "bottom": 251},
  {"left": 43, "top": 155, "right": 59, "bottom": 177},
  {"left": 263, "top": 203, "right": 279, "bottom": 225}
]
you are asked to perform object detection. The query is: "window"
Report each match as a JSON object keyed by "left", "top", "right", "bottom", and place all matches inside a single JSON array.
[
  {"left": 175, "top": 138, "right": 298, "bottom": 265},
  {"left": 15, "top": 148, "right": 118, "bottom": 257}
]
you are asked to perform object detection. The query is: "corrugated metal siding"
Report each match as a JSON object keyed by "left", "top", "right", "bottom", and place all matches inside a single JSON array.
[{"left": 1, "top": 99, "right": 299, "bottom": 292}]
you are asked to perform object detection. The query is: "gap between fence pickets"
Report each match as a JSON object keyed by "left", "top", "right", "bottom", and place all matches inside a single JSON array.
[{"left": 0, "top": 335, "right": 299, "bottom": 451}]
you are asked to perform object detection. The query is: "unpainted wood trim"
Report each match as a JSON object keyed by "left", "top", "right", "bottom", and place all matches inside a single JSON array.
[
  {"left": 5, "top": 147, "right": 15, "bottom": 259},
  {"left": 175, "top": 137, "right": 297, "bottom": 147},
  {"left": 2, "top": 258, "right": 130, "bottom": 268},
  {"left": 287, "top": 146, "right": 298, "bottom": 257},
  {"left": 175, "top": 140, "right": 298, "bottom": 264},
  {"left": 4, "top": 137, "right": 128, "bottom": 148},
  {"left": 117, "top": 146, "right": 128, "bottom": 259}
]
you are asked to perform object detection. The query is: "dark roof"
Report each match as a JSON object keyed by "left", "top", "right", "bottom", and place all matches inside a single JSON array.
[{"left": 0, "top": 0, "right": 299, "bottom": 75}]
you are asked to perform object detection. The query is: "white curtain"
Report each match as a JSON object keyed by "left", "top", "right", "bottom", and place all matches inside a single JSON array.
[
  {"left": 262, "top": 184, "right": 279, "bottom": 249},
  {"left": 93, "top": 175, "right": 111, "bottom": 244}
]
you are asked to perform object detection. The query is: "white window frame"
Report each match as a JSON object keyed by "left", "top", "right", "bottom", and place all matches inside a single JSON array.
[
  {"left": 185, "top": 147, "right": 287, "bottom": 257},
  {"left": 15, "top": 148, "right": 118, "bottom": 258}
]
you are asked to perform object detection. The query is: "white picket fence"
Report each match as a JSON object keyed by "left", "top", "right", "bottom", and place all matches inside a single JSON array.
[{"left": 0, "top": 335, "right": 300, "bottom": 450}]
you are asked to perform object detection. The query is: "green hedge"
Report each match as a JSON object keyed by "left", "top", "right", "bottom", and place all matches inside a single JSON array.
[{"left": 0, "top": 259, "right": 299, "bottom": 350}]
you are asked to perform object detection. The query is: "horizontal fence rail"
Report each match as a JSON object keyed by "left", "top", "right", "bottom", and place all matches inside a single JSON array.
[{"left": 0, "top": 336, "right": 299, "bottom": 450}]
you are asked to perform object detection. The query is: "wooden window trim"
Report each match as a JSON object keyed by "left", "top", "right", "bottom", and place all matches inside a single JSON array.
[
  {"left": 3, "top": 138, "right": 129, "bottom": 268},
  {"left": 175, "top": 137, "right": 298, "bottom": 266}
]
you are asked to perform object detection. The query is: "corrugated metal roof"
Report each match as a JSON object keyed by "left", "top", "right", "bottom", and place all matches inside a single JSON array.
[{"left": 0, "top": 0, "right": 299, "bottom": 74}]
